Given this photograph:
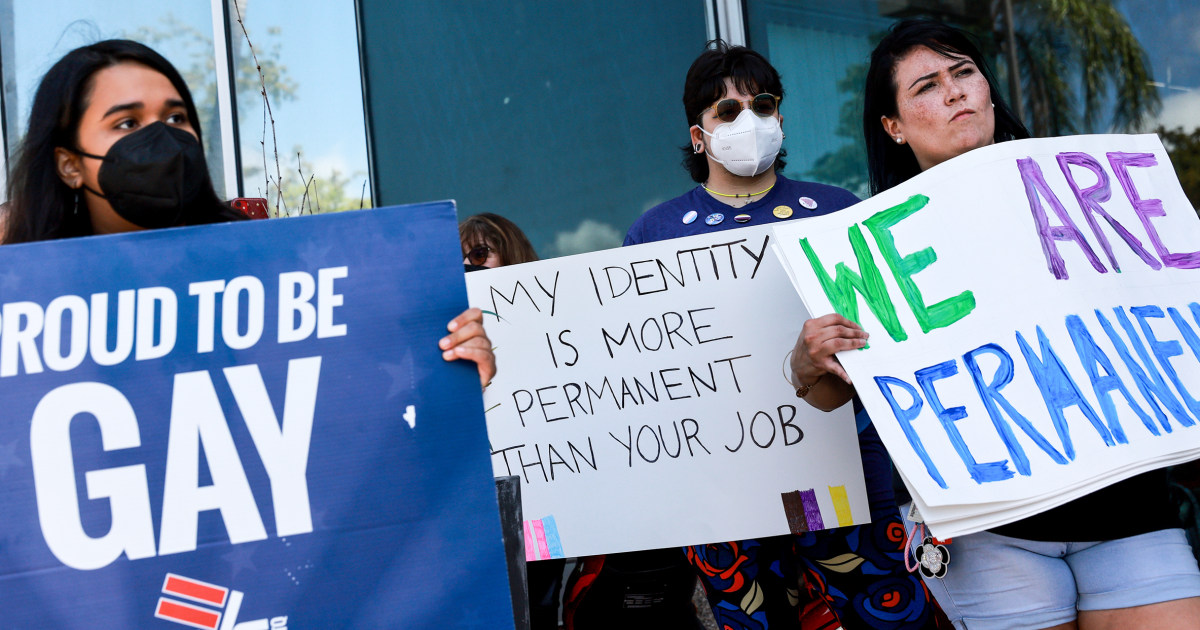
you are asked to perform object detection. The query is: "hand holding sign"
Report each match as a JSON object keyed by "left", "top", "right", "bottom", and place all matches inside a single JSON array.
[
  {"left": 792, "top": 313, "right": 868, "bottom": 383},
  {"left": 441, "top": 307, "right": 497, "bottom": 388}
]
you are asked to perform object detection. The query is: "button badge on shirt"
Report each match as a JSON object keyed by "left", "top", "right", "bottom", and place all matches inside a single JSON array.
[
  {"left": 682, "top": 210, "right": 698, "bottom": 225},
  {"left": 773, "top": 205, "right": 793, "bottom": 219},
  {"left": 799, "top": 196, "right": 818, "bottom": 210},
  {"left": 734, "top": 213, "right": 751, "bottom": 223},
  {"left": 705, "top": 213, "right": 724, "bottom": 226}
]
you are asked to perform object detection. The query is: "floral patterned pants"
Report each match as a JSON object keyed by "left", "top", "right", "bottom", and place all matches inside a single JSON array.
[{"left": 685, "top": 515, "right": 952, "bottom": 630}]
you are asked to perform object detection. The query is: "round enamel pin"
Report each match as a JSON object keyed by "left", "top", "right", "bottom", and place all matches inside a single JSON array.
[
  {"left": 773, "top": 205, "right": 793, "bottom": 219},
  {"left": 682, "top": 210, "right": 698, "bottom": 225},
  {"left": 799, "top": 196, "right": 818, "bottom": 210},
  {"left": 734, "top": 213, "right": 751, "bottom": 223},
  {"left": 705, "top": 213, "right": 724, "bottom": 226}
]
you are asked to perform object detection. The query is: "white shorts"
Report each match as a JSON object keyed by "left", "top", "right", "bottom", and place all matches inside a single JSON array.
[{"left": 911, "top": 527, "right": 1200, "bottom": 630}]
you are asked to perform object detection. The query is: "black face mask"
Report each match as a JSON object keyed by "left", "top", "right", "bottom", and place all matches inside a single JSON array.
[{"left": 75, "top": 122, "right": 211, "bottom": 229}]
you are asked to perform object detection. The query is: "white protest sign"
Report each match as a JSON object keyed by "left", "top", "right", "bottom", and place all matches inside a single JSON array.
[
  {"left": 467, "top": 224, "right": 869, "bottom": 559},
  {"left": 771, "top": 134, "right": 1200, "bottom": 538}
]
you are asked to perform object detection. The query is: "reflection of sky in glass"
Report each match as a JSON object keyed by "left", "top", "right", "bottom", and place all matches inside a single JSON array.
[
  {"left": 1116, "top": 0, "right": 1200, "bottom": 130},
  {"left": 231, "top": 0, "right": 371, "bottom": 211},
  {"left": 8, "top": 1, "right": 226, "bottom": 194},
  {"left": 5, "top": 1, "right": 372, "bottom": 209}
]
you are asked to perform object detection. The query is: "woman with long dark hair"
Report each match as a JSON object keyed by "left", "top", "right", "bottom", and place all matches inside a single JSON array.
[
  {"left": 4, "top": 39, "right": 244, "bottom": 242},
  {"left": 793, "top": 19, "right": 1200, "bottom": 630},
  {"left": 4, "top": 38, "right": 494, "bottom": 384}
]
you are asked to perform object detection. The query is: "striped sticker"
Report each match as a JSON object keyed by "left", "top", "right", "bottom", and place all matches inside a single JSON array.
[
  {"left": 154, "top": 598, "right": 221, "bottom": 630},
  {"left": 162, "top": 573, "right": 229, "bottom": 607},
  {"left": 829, "top": 485, "right": 854, "bottom": 527},
  {"left": 781, "top": 490, "right": 808, "bottom": 534},
  {"left": 523, "top": 515, "right": 565, "bottom": 560},
  {"left": 800, "top": 488, "right": 825, "bottom": 531},
  {"left": 542, "top": 515, "right": 564, "bottom": 558}
]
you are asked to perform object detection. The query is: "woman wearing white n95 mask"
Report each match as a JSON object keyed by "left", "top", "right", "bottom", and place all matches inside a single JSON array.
[
  {"left": 621, "top": 41, "right": 948, "bottom": 630},
  {"left": 693, "top": 95, "right": 783, "bottom": 178}
]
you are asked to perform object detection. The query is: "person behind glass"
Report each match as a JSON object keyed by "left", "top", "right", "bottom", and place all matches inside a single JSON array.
[
  {"left": 3, "top": 39, "right": 494, "bottom": 387},
  {"left": 625, "top": 41, "right": 949, "bottom": 630},
  {"left": 793, "top": 18, "right": 1200, "bottom": 630},
  {"left": 461, "top": 212, "right": 539, "bottom": 269},
  {"left": 459, "top": 212, "right": 563, "bottom": 630}
]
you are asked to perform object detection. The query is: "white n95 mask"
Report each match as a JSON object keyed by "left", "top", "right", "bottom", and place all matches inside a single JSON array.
[{"left": 696, "top": 108, "right": 782, "bottom": 177}]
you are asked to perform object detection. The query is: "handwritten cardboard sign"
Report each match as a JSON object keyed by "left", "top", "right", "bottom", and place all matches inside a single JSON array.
[
  {"left": 0, "top": 204, "right": 514, "bottom": 628},
  {"left": 467, "top": 224, "right": 869, "bottom": 559},
  {"left": 772, "top": 134, "right": 1200, "bottom": 537}
]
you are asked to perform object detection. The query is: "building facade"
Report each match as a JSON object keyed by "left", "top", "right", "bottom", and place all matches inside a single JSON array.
[{"left": 1, "top": 0, "right": 1196, "bottom": 255}]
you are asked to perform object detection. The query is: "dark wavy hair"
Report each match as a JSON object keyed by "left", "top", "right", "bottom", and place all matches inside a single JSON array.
[
  {"left": 4, "top": 39, "right": 244, "bottom": 244},
  {"left": 459, "top": 212, "right": 538, "bottom": 267},
  {"left": 681, "top": 40, "right": 787, "bottom": 183},
  {"left": 864, "top": 19, "right": 1030, "bottom": 195}
]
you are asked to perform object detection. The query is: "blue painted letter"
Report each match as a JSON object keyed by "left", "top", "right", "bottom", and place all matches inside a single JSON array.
[
  {"left": 916, "top": 360, "right": 1014, "bottom": 484},
  {"left": 874, "top": 376, "right": 946, "bottom": 488},
  {"left": 1017, "top": 326, "right": 1113, "bottom": 461},
  {"left": 963, "top": 343, "right": 1068, "bottom": 476}
]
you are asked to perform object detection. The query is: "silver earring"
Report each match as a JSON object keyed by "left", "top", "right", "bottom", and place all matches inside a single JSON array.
[
  {"left": 695, "top": 144, "right": 702, "bottom": 154},
  {"left": 73, "top": 190, "right": 80, "bottom": 215}
]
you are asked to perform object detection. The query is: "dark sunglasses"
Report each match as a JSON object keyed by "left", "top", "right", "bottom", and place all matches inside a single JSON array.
[
  {"left": 702, "top": 93, "right": 782, "bottom": 123},
  {"left": 466, "top": 245, "right": 494, "bottom": 266}
]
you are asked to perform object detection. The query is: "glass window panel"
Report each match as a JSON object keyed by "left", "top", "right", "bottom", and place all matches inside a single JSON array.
[
  {"left": 1116, "top": 0, "right": 1200, "bottom": 130},
  {"left": 229, "top": 0, "right": 373, "bottom": 214},
  {"left": 746, "top": 0, "right": 945, "bottom": 199},
  {"left": 0, "top": 0, "right": 230, "bottom": 198},
  {"left": 1116, "top": 0, "right": 1200, "bottom": 209},
  {"left": 358, "top": 0, "right": 707, "bottom": 257},
  {"left": 746, "top": 0, "right": 1199, "bottom": 204}
]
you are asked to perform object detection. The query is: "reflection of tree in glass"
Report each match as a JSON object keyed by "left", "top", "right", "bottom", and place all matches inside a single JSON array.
[
  {"left": 803, "top": 63, "right": 868, "bottom": 199},
  {"left": 807, "top": 2, "right": 1161, "bottom": 196},
  {"left": 1155, "top": 126, "right": 1200, "bottom": 216},
  {"left": 231, "top": 0, "right": 371, "bottom": 214},
  {"left": 981, "top": 0, "right": 1159, "bottom": 136},
  {"left": 132, "top": 16, "right": 296, "bottom": 138},
  {"left": 283, "top": 148, "right": 372, "bottom": 214},
  {"left": 132, "top": 13, "right": 296, "bottom": 203}
]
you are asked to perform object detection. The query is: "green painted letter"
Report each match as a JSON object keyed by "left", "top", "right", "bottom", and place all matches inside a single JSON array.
[
  {"left": 800, "top": 225, "right": 907, "bottom": 342},
  {"left": 864, "top": 194, "right": 975, "bottom": 333}
]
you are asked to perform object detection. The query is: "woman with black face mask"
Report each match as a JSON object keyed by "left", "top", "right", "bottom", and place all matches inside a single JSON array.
[
  {"left": 5, "top": 39, "right": 245, "bottom": 240},
  {"left": 3, "top": 39, "right": 496, "bottom": 386}
]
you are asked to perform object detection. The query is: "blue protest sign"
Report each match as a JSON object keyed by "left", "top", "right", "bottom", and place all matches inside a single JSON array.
[{"left": 0, "top": 203, "right": 514, "bottom": 629}]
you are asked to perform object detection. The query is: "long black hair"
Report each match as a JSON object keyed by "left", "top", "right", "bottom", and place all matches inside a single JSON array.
[
  {"left": 681, "top": 40, "right": 787, "bottom": 183},
  {"left": 4, "top": 39, "right": 243, "bottom": 244},
  {"left": 864, "top": 19, "right": 1030, "bottom": 195}
]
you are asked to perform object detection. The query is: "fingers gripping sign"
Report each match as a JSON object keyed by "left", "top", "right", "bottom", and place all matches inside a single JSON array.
[
  {"left": 790, "top": 313, "right": 868, "bottom": 388},
  {"left": 440, "top": 307, "right": 497, "bottom": 389}
]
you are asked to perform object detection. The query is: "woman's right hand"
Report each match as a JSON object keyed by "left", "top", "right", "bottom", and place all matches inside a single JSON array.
[{"left": 791, "top": 313, "right": 868, "bottom": 387}]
